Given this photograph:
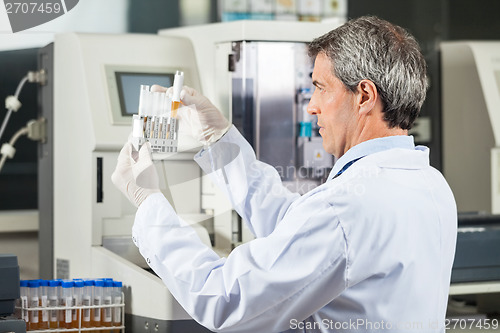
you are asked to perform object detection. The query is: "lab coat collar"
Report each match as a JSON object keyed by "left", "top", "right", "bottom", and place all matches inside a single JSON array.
[{"left": 327, "top": 135, "right": 416, "bottom": 181}]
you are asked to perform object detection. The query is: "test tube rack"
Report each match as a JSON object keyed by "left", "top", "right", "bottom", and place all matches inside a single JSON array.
[
  {"left": 131, "top": 115, "right": 179, "bottom": 154},
  {"left": 17, "top": 292, "right": 125, "bottom": 333},
  {"left": 131, "top": 71, "right": 183, "bottom": 154}
]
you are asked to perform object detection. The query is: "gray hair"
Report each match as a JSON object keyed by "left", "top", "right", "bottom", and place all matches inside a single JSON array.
[{"left": 308, "top": 16, "right": 428, "bottom": 130}]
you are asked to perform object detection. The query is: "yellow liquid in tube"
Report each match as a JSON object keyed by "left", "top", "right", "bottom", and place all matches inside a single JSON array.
[
  {"left": 28, "top": 281, "right": 39, "bottom": 331},
  {"left": 38, "top": 298, "right": 49, "bottom": 329},
  {"left": 171, "top": 100, "right": 180, "bottom": 119},
  {"left": 60, "top": 298, "right": 73, "bottom": 329},
  {"left": 91, "top": 307, "right": 102, "bottom": 328},
  {"left": 71, "top": 308, "right": 81, "bottom": 329},
  {"left": 47, "top": 281, "right": 59, "bottom": 329},
  {"left": 170, "top": 71, "right": 183, "bottom": 120},
  {"left": 92, "top": 280, "right": 104, "bottom": 330},
  {"left": 82, "top": 281, "right": 93, "bottom": 328}
]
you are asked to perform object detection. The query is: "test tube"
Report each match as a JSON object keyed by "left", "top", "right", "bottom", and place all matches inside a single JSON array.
[
  {"left": 48, "top": 280, "right": 59, "bottom": 329},
  {"left": 172, "top": 118, "right": 178, "bottom": 140},
  {"left": 73, "top": 279, "right": 84, "bottom": 329},
  {"left": 158, "top": 93, "right": 166, "bottom": 139},
  {"left": 56, "top": 279, "right": 64, "bottom": 326},
  {"left": 170, "top": 70, "right": 184, "bottom": 118},
  {"left": 150, "top": 92, "right": 159, "bottom": 139},
  {"left": 132, "top": 115, "right": 143, "bottom": 139},
  {"left": 158, "top": 116, "right": 164, "bottom": 140},
  {"left": 160, "top": 93, "right": 168, "bottom": 141},
  {"left": 140, "top": 85, "right": 149, "bottom": 141},
  {"left": 39, "top": 280, "right": 49, "bottom": 329},
  {"left": 28, "top": 280, "right": 40, "bottom": 331},
  {"left": 102, "top": 279, "right": 114, "bottom": 330},
  {"left": 138, "top": 85, "right": 149, "bottom": 117},
  {"left": 166, "top": 117, "right": 172, "bottom": 140},
  {"left": 20, "top": 280, "right": 29, "bottom": 331},
  {"left": 145, "top": 91, "right": 153, "bottom": 139},
  {"left": 82, "top": 280, "right": 93, "bottom": 328},
  {"left": 61, "top": 280, "right": 73, "bottom": 329},
  {"left": 92, "top": 279, "right": 104, "bottom": 328},
  {"left": 112, "top": 281, "right": 123, "bottom": 332}
]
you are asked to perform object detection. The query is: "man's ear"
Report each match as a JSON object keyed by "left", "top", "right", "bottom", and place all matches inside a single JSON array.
[{"left": 356, "top": 80, "right": 378, "bottom": 115}]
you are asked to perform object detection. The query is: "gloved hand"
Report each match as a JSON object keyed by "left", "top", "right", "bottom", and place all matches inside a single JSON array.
[
  {"left": 111, "top": 142, "right": 160, "bottom": 207},
  {"left": 151, "top": 85, "right": 231, "bottom": 145}
]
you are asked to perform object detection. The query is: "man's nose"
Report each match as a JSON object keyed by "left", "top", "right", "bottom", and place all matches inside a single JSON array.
[{"left": 307, "top": 96, "right": 319, "bottom": 115}]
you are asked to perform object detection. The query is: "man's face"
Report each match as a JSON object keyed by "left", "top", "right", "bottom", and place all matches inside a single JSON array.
[{"left": 307, "top": 52, "right": 357, "bottom": 158}]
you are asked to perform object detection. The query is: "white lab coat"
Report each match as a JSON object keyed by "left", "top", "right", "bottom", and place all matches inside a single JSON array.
[{"left": 133, "top": 126, "right": 457, "bottom": 332}]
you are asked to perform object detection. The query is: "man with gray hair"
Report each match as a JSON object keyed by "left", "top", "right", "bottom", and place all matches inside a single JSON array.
[{"left": 112, "top": 16, "right": 457, "bottom": 332}]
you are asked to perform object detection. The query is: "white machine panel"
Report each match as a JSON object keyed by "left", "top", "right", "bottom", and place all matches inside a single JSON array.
[
  {"left": 441, "top": 42, "right": 500, "bottom": 214},
  {"left": 53, "top": 33, "right": 202, "bottom": 321}
]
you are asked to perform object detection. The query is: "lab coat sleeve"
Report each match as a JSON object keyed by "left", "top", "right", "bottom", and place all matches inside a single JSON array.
[
  {"left": 194, "top": 126, "right": 300, "bottom": 238},
  {"left": 133, "top": 192, "right": 348, "bottom": 333}
]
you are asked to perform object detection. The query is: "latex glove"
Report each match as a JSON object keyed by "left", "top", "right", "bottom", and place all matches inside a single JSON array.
[
  {"left": 151, "top": 85, "right": 231, "bottom": 145},
  {"left": 111, "top": 142, "right": 160, "bottom": 207}
]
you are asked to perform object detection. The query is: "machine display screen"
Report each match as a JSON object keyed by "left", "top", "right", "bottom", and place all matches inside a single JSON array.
[{"left": 115, "top": 72, "right": 175, "bottom": 116}]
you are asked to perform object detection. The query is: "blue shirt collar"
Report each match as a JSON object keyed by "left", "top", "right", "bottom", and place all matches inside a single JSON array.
[{"left": 327, "top": 135, "right": 415, "bottom": 181}]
